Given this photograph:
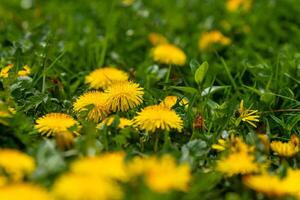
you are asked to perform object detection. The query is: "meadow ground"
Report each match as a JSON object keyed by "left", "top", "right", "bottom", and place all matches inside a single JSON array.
[{"left": 0, "top": 0, "right": 300, "bottom": 199}]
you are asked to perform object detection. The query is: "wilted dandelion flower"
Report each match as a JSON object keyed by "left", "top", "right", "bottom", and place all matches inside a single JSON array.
[
  {"left": 0, "top": 183, "right": 52, "bottom": 200},
  {"left": 70, "top": 152, "right": 128, "bottom": 181},
  {"left": 52, "top": 173, "right": 123, "bottom": 200},
  {"left": 198, "top": 30, "right": 231, "bottom": 51},
  {"left": 85, "top": 67, "right": 129, "bottom": 89},
  {"left": 148, "top": 33, "right": 168, "bottom": 46},
  {"left": 17, "top": 65, "right": 31, "bottom": 77},
  {"left": 238, "top": 100, "right": 260, "bottom": 127},
  {"left": 152, "top": 44, "right": 186, "bottom": 66},
  {"left": 98, "top": 116, "right": 133, "bottom": 129},
  {"left": 73, "top": 91, "right": 109, "bottom": 122},
  {"left": 243, "top": 173, "right": 290, "bottom": 197},
  {"left": 0, "top": 149, "right": 35, "bottom": 181},
  {"left": 226, "top": 0, "right": 252, "bottom": 12},
  {"left": 159, "top": 95, "right": 188, "bottom": 109},
  {"left": 128, "top": 155, "right": 191, "bottom": 193},
  {"left": 0, "top": 64, "right": 13, "bottom": 78},
  {"left": 105, "top": 81, "right": 144, "bottom": 112},
  {"left": 270, "top": 140, "right": 299, "bottom": 157},
  {"left": 133, "top": 105, "right": 183, "bottom": 132},
  {"left": 35, "top": 113, "right": 79, "bottom": 137}
]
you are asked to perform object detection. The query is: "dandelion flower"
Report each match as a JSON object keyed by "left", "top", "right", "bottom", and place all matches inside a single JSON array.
[
  {"left": 128, "top": 155, "right": 191, "bottom": 193},
  {"left": 212, "top": 139, "right": 227, "bottom": 151},
  {"left": 159, "top": 95, "right": 188, "bottom": 109},
  {"left": 243, "top": 173, "right": 289, "bottom": 197},
  {"left": 35, "top": 113, "right": 79, "bottom": 137},
  {"left": 217, "top": 151, "right": 259, "bottom": 176},
  {"left": 17, "top": 65, "right": 31, "bottom": 77},
  {"left": 0, "top": 149, "right": 35, "bottom": 181},
  {"left": 270, "top": 140, "right": 299, "bottom": 157},
  {"left": 52, "top": 173, "right": 123, "bottom": 200},
  {"left": 198, "top": 31, "right": 231, "bottom": 51},
  {"left": 0, "top": 183, "right": 52, "bottom": 200},
  {"left": 0, "top": 64, "right": 13, "bottom": 78},
  {"left": 152, "top": 44, "right": 186, "bottom": 66},
  {"left": 70, "top": 152, "right": 128, "bottom": 181},
  {"left": 73, "top": 91, "right": 109, "bottom": 122},
  {"left": 105, "top": 81, "right": 144, "bottom": 112},
  {"left": 85, "top": 67, "right": 129, "bottom": 89},
  {"left": 216, "top": 138, "right": 259, "bottom": 176},
  {"left": 226, "top": 0, "right": 252, "bottom": 12},
  {"left": 148, "top": 33, "right": 168, "bottom": 46},
  {"left": 238, "top": 100, "right": 260, "bottom": 127},
  {"left": 133, "top": 105, "right": 183, "bottom": 132},
  {"left": 98, "top": 116, "right": 133, "bottom": 129}
]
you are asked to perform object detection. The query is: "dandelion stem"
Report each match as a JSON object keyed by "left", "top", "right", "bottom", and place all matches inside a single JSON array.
[
  {"left": 154, "top": 132, "right": 159, "bottom": 152},
  {"left": 164, "top": 64, "right": 172, "bottom": 90},
  {"left": 163, "top": 130, "right": 171, "bottom": 150}
]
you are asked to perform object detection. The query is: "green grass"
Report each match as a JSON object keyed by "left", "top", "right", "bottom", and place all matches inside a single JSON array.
[{"left": 0, "top": 0, "right": 300, "bottom": 199}]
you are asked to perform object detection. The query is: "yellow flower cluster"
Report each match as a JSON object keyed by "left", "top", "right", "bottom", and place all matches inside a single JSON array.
[
  {"left": 270, "top": 136, "right": 299, "bottom": 157},
  {"left": 128, "top": 155, "right": 191, "bottom": 193},
  {"left": 0, "top": 149, "right": 35, "bottom": 181},
  {"left": 0, "top": 183, "right": 52, "bottom": 200},
  {"left": 244, "top": 169, "right": 300, "bottom": 198},
  {"left": 50, "top": 152, "right": 191, "bottom": 199},
  {"left": 0, "top": 64, "right": 31, "bottom": 78},
  {"left": 198, "top": 30, "right": 231, "bottom": 51},
  {"left": 216, "top": 137, "right": 260, "bottom": 176},
  {"left": 159, "top": 95, "right": 189, "bottom": 109}
]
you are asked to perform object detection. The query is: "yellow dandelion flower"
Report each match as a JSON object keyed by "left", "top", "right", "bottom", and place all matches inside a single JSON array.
[
  {"left": 148, "top": 32, "right": 168, "bottom": 46},
  {"left": 152, "top": 43, "right": 186, "bottom": 66},
  {"left": 128, "top": 155, "right": 191, "bottom": 193},
  {"left": 52, "top": 173, "right": 122, "bottom": 200},
  {"left": 73, "top": 91, "right": 109, "bottom": 122},
  {"left": 243, "top": 173, "right": 292, "bottom": 197},
  {"left": 212, "top": 139, "right": 227, "bottom": 151},
  {"left": 217, "top": 151, "right": 259, "bottom": 176},
  {"left": 198, "top": 30, "right": 231, "bottom": 51},
  {"left": 216, "top": 138, "right": 259, "bottom": 176},
  {"left": 0, "top": 176, "right": 7, "bottom": 186},
  {"left": 105, "top": 81, "right": 144, "bottom": 112},
  {"left": 0, "top": 149, "right": 35, "bottom": 181},
  {"left": 70, "top": 152, "right": 128, "bottom": 181},
  {"left": 226, "top": 0, "right": 252, "bottom": 12},
  {"left": 85, "top": 67, "right": 129, "bottom": 89},
  {"left": 159, "top": 95, "right": 189, "bottom": 109},
  {"left": 238, "top": 100, "right": 260, "bottom": 127},
  {"left": 270, "top": 140, "right": 299, "bottom": 157},
  {"left": 17, "top": 65, "right": 31, "bottom": 77},
  {"left": 0, "top": 183, "right": 52, "bottom": 200},
  {"left": 35, "top": 113, "right": 79, "bottom": 137},
  {"left": 98, "top": 116, "right": 133, "bottom": 129},
  {"left": 133, "top": 105, "right": 183, "bottom": 132},
  {"left": 0, "top": 64, "right": 13, "bottom": 78}
]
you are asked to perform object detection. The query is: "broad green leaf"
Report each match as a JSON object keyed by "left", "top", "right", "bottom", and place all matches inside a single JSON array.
[
  {"left": 170, "top": 86, "right": 198, "bottom": 94},
  {"left": 195, "top": 61, "right": 208, "bottom": 85}
]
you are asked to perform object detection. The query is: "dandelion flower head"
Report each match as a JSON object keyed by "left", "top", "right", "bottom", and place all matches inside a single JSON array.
[
  {"left": 73, "top": 91, "right": 109, "bottom": 122},
  {"left": 35, "top": 113, "right": 79, "bottom": 137},
  {"left": 133, "top": 105, "right": 183, "bottom": 132},
  {"left": 105, "top": 81, "right": 144, "bottom": 112},
  {"left": 0, "top": 149, "right": 35, "bottom": 181},
  {"left": 152, "top": 44, "right": 186, "bottom": 66},
  {"left": 85, "top": 67, "right": 129, "bottom": 89}
]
